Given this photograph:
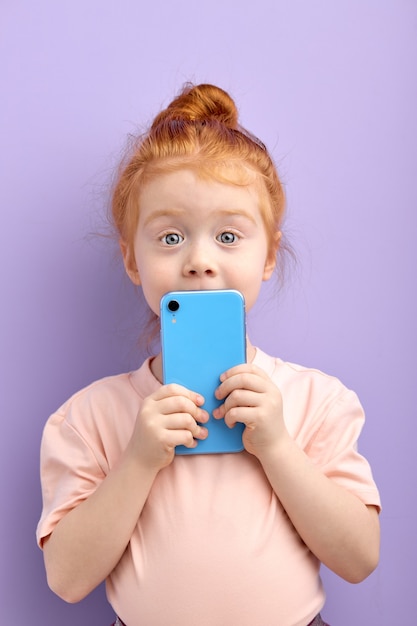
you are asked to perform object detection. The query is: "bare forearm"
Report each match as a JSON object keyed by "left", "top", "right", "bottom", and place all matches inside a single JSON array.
[
  {"left": 43, "top": 450, "right": 158, "bottom": 603},
  {"left": 259, "top": 436, "right": 380, "bottom": 583}
]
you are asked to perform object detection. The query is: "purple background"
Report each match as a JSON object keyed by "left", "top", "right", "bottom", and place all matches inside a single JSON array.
[{"left": 1, "top": 1, "right": 415, "bottom": 624}]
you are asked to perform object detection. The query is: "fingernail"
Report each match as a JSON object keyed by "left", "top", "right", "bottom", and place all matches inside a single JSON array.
[{"left": 213, "top": 408, "right": 221, "bottom": 419}]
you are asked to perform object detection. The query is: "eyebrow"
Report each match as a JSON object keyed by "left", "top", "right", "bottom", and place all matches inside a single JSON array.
[
  {"left": 143, "top": 207, "right": 257, "bottom": 226},
  {"left": 216, "top": 208, "right": 257, "bottom": 224},
  {"left": 143, "top": 208, "right": 186, "bottom": 226}
]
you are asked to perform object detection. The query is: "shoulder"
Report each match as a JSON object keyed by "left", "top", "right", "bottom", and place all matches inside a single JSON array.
[
  {"left": 253, "top": 347, "right": 365, "bottom": 437},
  {"left": 43, "top": 358, "right": 157, "bottom": 441},
  {"left": 57, "top": 357, "right": 156, "bottom": 414},
  {"left": 55, "top": 371, "right": 135, "bottom": 421},
  {"left": 40, "top": 359, "right": 158, "bottom": 471},
  {"left": 252, "top": 349, "right": 380, "bottom": 507},
  {"left": 253, "top": 347, "right": 352, "bottom": 398}
]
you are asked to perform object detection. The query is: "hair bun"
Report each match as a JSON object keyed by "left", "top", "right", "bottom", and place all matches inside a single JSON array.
[{"left": 153, "top": 83, "right": 239, "bottom": 129}]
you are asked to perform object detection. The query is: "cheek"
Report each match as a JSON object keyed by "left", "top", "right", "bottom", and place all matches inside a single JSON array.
[
  {"left": 140, "top": 283, "right": 162, "bottom": 317},
  {"left": 138, "top": 265, "right": 175, "bottom": 316}
]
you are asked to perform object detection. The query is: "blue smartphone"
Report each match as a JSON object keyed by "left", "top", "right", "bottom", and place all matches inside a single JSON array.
[{"left": 160, "top": 289, "right": 246, "bottom": 455}]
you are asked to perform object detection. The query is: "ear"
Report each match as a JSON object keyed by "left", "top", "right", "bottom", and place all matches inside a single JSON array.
[
  {"left": 120, "top": 240, "right": 141, "bottom": 286},
  {"left": 262, "top": 231, "right": 281, "bottom": 281}
]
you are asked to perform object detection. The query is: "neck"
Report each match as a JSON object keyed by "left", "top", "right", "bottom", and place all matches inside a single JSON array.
[{"left": 150, "top": 337, "right": 256, "bottom": 384}]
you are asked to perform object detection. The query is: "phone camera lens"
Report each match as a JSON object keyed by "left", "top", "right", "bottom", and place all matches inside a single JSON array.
[{"left": 167, "top": 300, "right": 180, "bottom": 312}]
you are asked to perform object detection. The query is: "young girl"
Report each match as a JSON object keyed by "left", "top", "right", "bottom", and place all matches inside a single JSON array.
[{"left": 37, "top": 83, "right": 381, "bottom": 626}]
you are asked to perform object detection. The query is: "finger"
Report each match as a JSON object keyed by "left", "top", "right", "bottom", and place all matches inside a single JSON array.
[
  {"left": 169, "top": 426, "right": 208, "bottom": 446},
  {"left": 219, "top": 363, "right": 269, "bottom": 382},
  {"left": 223, "top": 389, "right": 259, "bottom": 412},
  {"left": 157, "top": 383, "right": 205, "bottom": 408},
  {"left": 215, "top": 371, "right": 266, "bottom": 401},
  {"left": 158, "top": 394, "right": 209, "bottom": 423},
  {"left": 162, "top": 413, "right": 209, "bottom": 440},
  {"left": 213, "top": 388, "right": 259, "bottom": 423},
  {"left": 212, "top": 386, "right": 259, "bottom": 422},
  {"left": 223, "top": 405, "right": 260, "bottom": 429},
  {"left": 160, "top": 429, "right": 200, "bottom": 451}
]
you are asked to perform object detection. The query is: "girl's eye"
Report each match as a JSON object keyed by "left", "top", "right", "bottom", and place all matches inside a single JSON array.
[
  {"left": 162, "top": 233, "right": 183, "bottom": 245},
  {"left": 217, "top": 231, "right": 237, "bottom": 244}
]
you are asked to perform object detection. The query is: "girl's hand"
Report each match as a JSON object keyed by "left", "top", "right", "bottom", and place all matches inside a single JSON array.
[
  {"left": 213, "top": 363, "right": 287, "bottom": 459},
  {"left": 128, "top": 384, "right": 209, "bottom": 471}
]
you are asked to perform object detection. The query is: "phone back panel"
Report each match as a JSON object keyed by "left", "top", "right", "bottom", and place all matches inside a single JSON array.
[{"left": 160, "top": 290, "right": 246, "bottom": 455}]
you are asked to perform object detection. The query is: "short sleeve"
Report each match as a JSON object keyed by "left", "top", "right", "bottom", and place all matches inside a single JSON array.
[
  {"left": 306, "top": 388, "right": 381, "bottom": 511},
  {"left": 36, "top": 407, "right": 106, "bottom": 548}
]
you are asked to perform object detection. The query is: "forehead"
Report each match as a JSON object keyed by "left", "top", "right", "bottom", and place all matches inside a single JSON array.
[{"left": 141, "top": 166, "right": 260, "bottom": 205}]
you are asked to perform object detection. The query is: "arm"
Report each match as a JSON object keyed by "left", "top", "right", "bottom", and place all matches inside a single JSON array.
[
  {"left": 43, "top": 384, "right": 208, "bottom": 603},
  {"left": 214, "top": 363, "right": 380, "bottom": 583},
  {"left": 258, "top": 437, "right": 380, "bottom": 582}
]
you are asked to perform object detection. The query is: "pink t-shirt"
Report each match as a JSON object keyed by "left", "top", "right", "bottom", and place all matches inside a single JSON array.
[{"left": 37, "top": 348, "right": 380, "bottom": 626}]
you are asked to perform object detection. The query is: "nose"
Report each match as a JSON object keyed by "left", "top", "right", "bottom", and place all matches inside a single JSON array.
[{"left": 183, "top": 242, "right": 217, "bottom": 277}]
